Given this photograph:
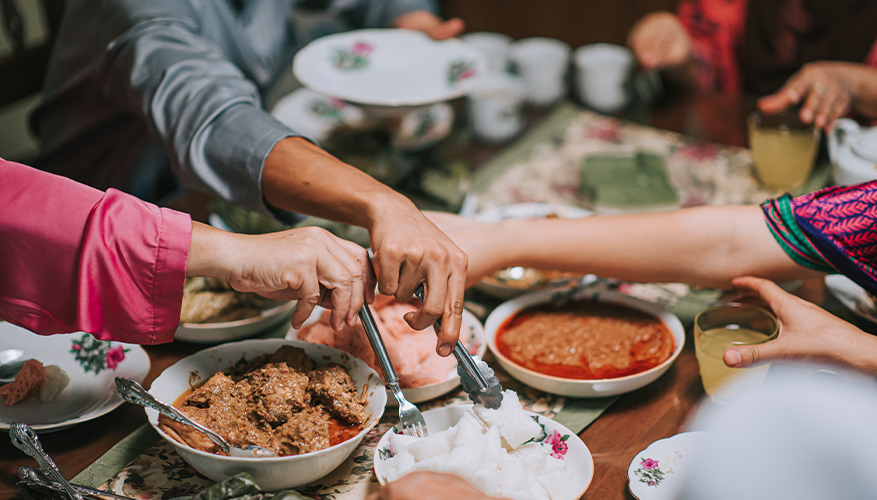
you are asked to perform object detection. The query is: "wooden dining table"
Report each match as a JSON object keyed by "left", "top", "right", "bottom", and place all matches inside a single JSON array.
[{"left": 0, "top": 90, "right": 759, "bottom": 500}]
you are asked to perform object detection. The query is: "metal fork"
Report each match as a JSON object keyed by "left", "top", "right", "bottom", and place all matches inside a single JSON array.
[{"left": 359, "top": 304, "right": 428, "bottom": 438}]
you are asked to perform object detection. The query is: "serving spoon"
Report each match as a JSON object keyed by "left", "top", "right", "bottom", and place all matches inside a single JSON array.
[
  {"left": 114, "top": 378, "right": 277, "bottom": 458},
  {"left": 0, "top": 349, "right": 25, "bottom": 384}
]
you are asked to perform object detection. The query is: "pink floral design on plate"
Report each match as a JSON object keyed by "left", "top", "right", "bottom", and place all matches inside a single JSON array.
[
  {"left": 70, "top": 333, "right": 130, "bottom": 374},
  {"left": 634, "top": 457, "right": 667, "bottom": 487},
  {"left": 331, "top": 41, "right": 374, "bottom": 71},
  {"left": 543, "top": 430, "right": 570, "bottom": 459}
]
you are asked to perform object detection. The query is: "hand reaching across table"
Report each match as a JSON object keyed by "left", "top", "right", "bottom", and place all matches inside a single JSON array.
[
  {"left": 757, "top": 62, "right": 877, "bottom": 130},
  {"left": 722, "top": 276, "right": 877, "bottom": 376},
  {"left": 187, "top": 224, "right": 375, "bottom": 332},
  {"left": 628, "top": 11, "right": 692, "bottom": 71}
]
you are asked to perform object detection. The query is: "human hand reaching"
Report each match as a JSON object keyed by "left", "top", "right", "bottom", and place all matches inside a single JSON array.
[
  {"left": 628, "top": 11, "right": 692, "bottom": 70},
  {"left": 367, "top": 472, "right": 495, "bottom": 500},
  {"left": 369, "top": 203, "right": 468, "bottom": 357},
  {"left": 757, "top": 62, "right": 859, "bottom": 130},
  {"left": 187, "top": 223, "right": 375, "bottom": 332},
  {"left": 723, "top": 276, "right": 877, "bottom": 376},
  {"left": 394, "top": 11, "right": 465, "bottom": 41}
]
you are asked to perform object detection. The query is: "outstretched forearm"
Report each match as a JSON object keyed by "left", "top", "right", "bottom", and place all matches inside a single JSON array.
[
  {"left": 495, "top": 205, "right": 822, "bottom": 288},
  {"left": 261, "top": 137, "right": 413, "bottom": 231}
]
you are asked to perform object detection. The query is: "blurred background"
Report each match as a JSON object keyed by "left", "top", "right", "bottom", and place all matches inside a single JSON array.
[{"left": 0, "top": 0, "right": 676, "bottom": 162}]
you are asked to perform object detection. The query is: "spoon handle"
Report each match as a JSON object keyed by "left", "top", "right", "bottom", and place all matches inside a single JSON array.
[
  {"left": 113, "top": 378, "right": 231, "bottom": 454},
  {"left": 10, "top": 423, "right": 84, "bottom": 500}
]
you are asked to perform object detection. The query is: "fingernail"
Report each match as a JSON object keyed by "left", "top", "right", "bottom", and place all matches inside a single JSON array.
[
  {"left": 438, "top": 344, "right": 452, "bottom": 357},
  {"left": 801, "top": 109, "right": 813, "bottom": 121},
  {"left": 725, "top": 349, "right": 742, "bottom": 366}
]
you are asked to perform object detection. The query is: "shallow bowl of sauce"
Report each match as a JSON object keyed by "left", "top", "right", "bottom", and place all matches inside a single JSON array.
[
  {"left": 147, "top": 339, "right": 385, "bottom": 491},
  {"left": 484, "top": 287, "right": 684, "bottom": 397}
]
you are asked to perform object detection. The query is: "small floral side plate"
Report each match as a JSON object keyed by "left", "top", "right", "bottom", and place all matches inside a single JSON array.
[
  {"left": 0, "top": 322, "right": 150, "bottom": 432},
  {"left": 627, "top": 431, "right": 706, "bottom": 500}
]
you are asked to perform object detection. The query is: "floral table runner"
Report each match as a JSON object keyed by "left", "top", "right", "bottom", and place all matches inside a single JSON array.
[{"left": 467, "top": 102, "right": 831, "bottom": 213}]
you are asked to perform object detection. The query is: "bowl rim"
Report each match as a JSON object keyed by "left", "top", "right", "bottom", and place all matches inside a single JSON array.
[
  {"left": 179, "top": 300, "right": 296, "bottom": 330},
  {"left": 372, "top": 404, "right": 595, "bottom": 497},
  {"left": 483, "top": 288, "right": 685, "bottom": 385},
  {"left": 147, "top": 338, "right": 386, "bottom": 462}
]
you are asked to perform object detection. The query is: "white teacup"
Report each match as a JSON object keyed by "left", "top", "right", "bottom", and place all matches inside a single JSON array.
[
  {"left": 573, "top": 43, "right": 634, "bottom": 113},
  {"left": 508, "top": 37, "right": 571, "bottom": 106},
  {"left": 461, "top": 32, "right": 513, "bottom": 74},
  {"left": 467, "top": 73, "right": 526, "bottom": 143}
]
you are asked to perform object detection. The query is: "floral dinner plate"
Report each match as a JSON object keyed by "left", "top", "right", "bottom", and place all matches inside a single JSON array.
[
  {"left": 628, "top": 431, "right": 706, "bottom": 500},
  {"left": 293, "top": 29, "right": 487, "bottom": 111},
  {"left": 0, "top": 322, "right": 150, "bottom": 432}
]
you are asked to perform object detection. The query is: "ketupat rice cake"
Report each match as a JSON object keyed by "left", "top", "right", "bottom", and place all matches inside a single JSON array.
[
  {"left": 380, "top": 390, "right": 577, "bottom": 500},
  {"left": 40, "top": 365, "right": 70, "bottom": 403}
]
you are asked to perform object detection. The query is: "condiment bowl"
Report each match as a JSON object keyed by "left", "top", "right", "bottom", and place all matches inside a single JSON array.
[
  {"left": 174, "top": 301, "right": 296, "bottom": 344},
  {"left": 146, "top": 339, "right": 386, "bottom": 491},
  {"left": 483, "top": 288, "right": 684, "bottom": 397}
]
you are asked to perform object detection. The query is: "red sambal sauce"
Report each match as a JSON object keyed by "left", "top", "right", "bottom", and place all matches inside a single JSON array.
[{"left": 495, "top": 300, "right": 675, "bottom": 380}]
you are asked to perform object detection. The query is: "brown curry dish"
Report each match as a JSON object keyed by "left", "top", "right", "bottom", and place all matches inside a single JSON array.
[
  {"left": 159, "top": 346, "right": 368, "bottom": 457},
  {"left": 496, "top": 300, "right": 675, "bottom": 380}
]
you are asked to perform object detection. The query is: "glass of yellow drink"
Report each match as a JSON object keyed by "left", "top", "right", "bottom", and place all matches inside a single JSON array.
[
  {"left": 694, "top": 303, "right": 779, "bottom": 400},
  {"left": 747, "top": 110, "right": 820, "bottom": 190}
]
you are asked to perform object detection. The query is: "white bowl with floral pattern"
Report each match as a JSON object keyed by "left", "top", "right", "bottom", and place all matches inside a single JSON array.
[
  {"left": 373, "top": 405, "right": 594, "bottom": 499},
  {"left": 293, "top": 29, "right": 487, "bottom": 115}
]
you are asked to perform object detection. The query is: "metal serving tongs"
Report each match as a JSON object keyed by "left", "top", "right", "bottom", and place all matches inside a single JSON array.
[
  {"left": 17, "top": 466, "right": 138, "bottom": 500},
  {"left": 359, "top": 305, "right": 428, "bottom": 437},
  {"left": 414, "top": 284, "right": 503, "bottom": 409},
  {"left": 10, "top": 422, "right": 84, "bottom": 500}
]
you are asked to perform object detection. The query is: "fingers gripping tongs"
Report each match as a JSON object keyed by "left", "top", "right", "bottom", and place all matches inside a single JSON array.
[{"left": 414, "top": 284, "right": 503, "bottom": 409}]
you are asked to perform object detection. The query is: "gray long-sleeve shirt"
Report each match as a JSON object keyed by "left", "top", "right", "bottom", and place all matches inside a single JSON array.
[{"left": 31, "top": 0, "right": 435, "bottom": 217}]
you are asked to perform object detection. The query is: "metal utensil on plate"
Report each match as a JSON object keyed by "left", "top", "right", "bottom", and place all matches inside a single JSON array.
[
  {"left": 17, "top": 466, "right": 138, "bottom": 500},
  {"left": 10, "top": 423, "right": 84, "bottom": 500},
  {"left": 114, "top": 378, "right": 277, "bottom": 458},
  {"left": 359, "top": 304, "right": 428, "bottom": 437},
  {"left": 0, "top": 349, "right": 25, "bottom": 384},
  {"left": 413, "top": 284, "right": 503, "bottom": 409}
]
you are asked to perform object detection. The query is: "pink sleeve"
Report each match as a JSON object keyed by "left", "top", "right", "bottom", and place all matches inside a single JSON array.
[{"left": 0, "top": 159, "right": 191, "bottom": 344}]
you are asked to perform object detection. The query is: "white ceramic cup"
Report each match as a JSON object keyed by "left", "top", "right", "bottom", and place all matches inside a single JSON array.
[
  {"left": 461, "top": 31, "right": 513, "bottom": 73},
  {"left": 508, "top": 37, "right": 571, "bottom": 106},
  {"left": 467, "top": 73, "right": 526, "bottom": 142},
  {"left": 573, "top": 43, "right": 634, "bottom": 113}
]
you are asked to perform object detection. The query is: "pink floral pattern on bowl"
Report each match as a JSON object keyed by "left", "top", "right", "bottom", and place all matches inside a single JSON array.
[
  {"left": 331, "top": 41, "right": 373, "bottom": 71},
  {"left": 308, "top": 97, "right": 348, "bottom": 122}
]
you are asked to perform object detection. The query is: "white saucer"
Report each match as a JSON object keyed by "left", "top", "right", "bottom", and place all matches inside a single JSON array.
[
  {"left": 825, "top": 274, "right": 877, "bottom": 324},
  {"left": 628, "top": 431, "right": 706, "bottom": 500}
]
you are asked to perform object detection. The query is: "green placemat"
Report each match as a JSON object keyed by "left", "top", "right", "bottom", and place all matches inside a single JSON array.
[{"left": 72, "top": 424, "right": 161, "bottom": 489}]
